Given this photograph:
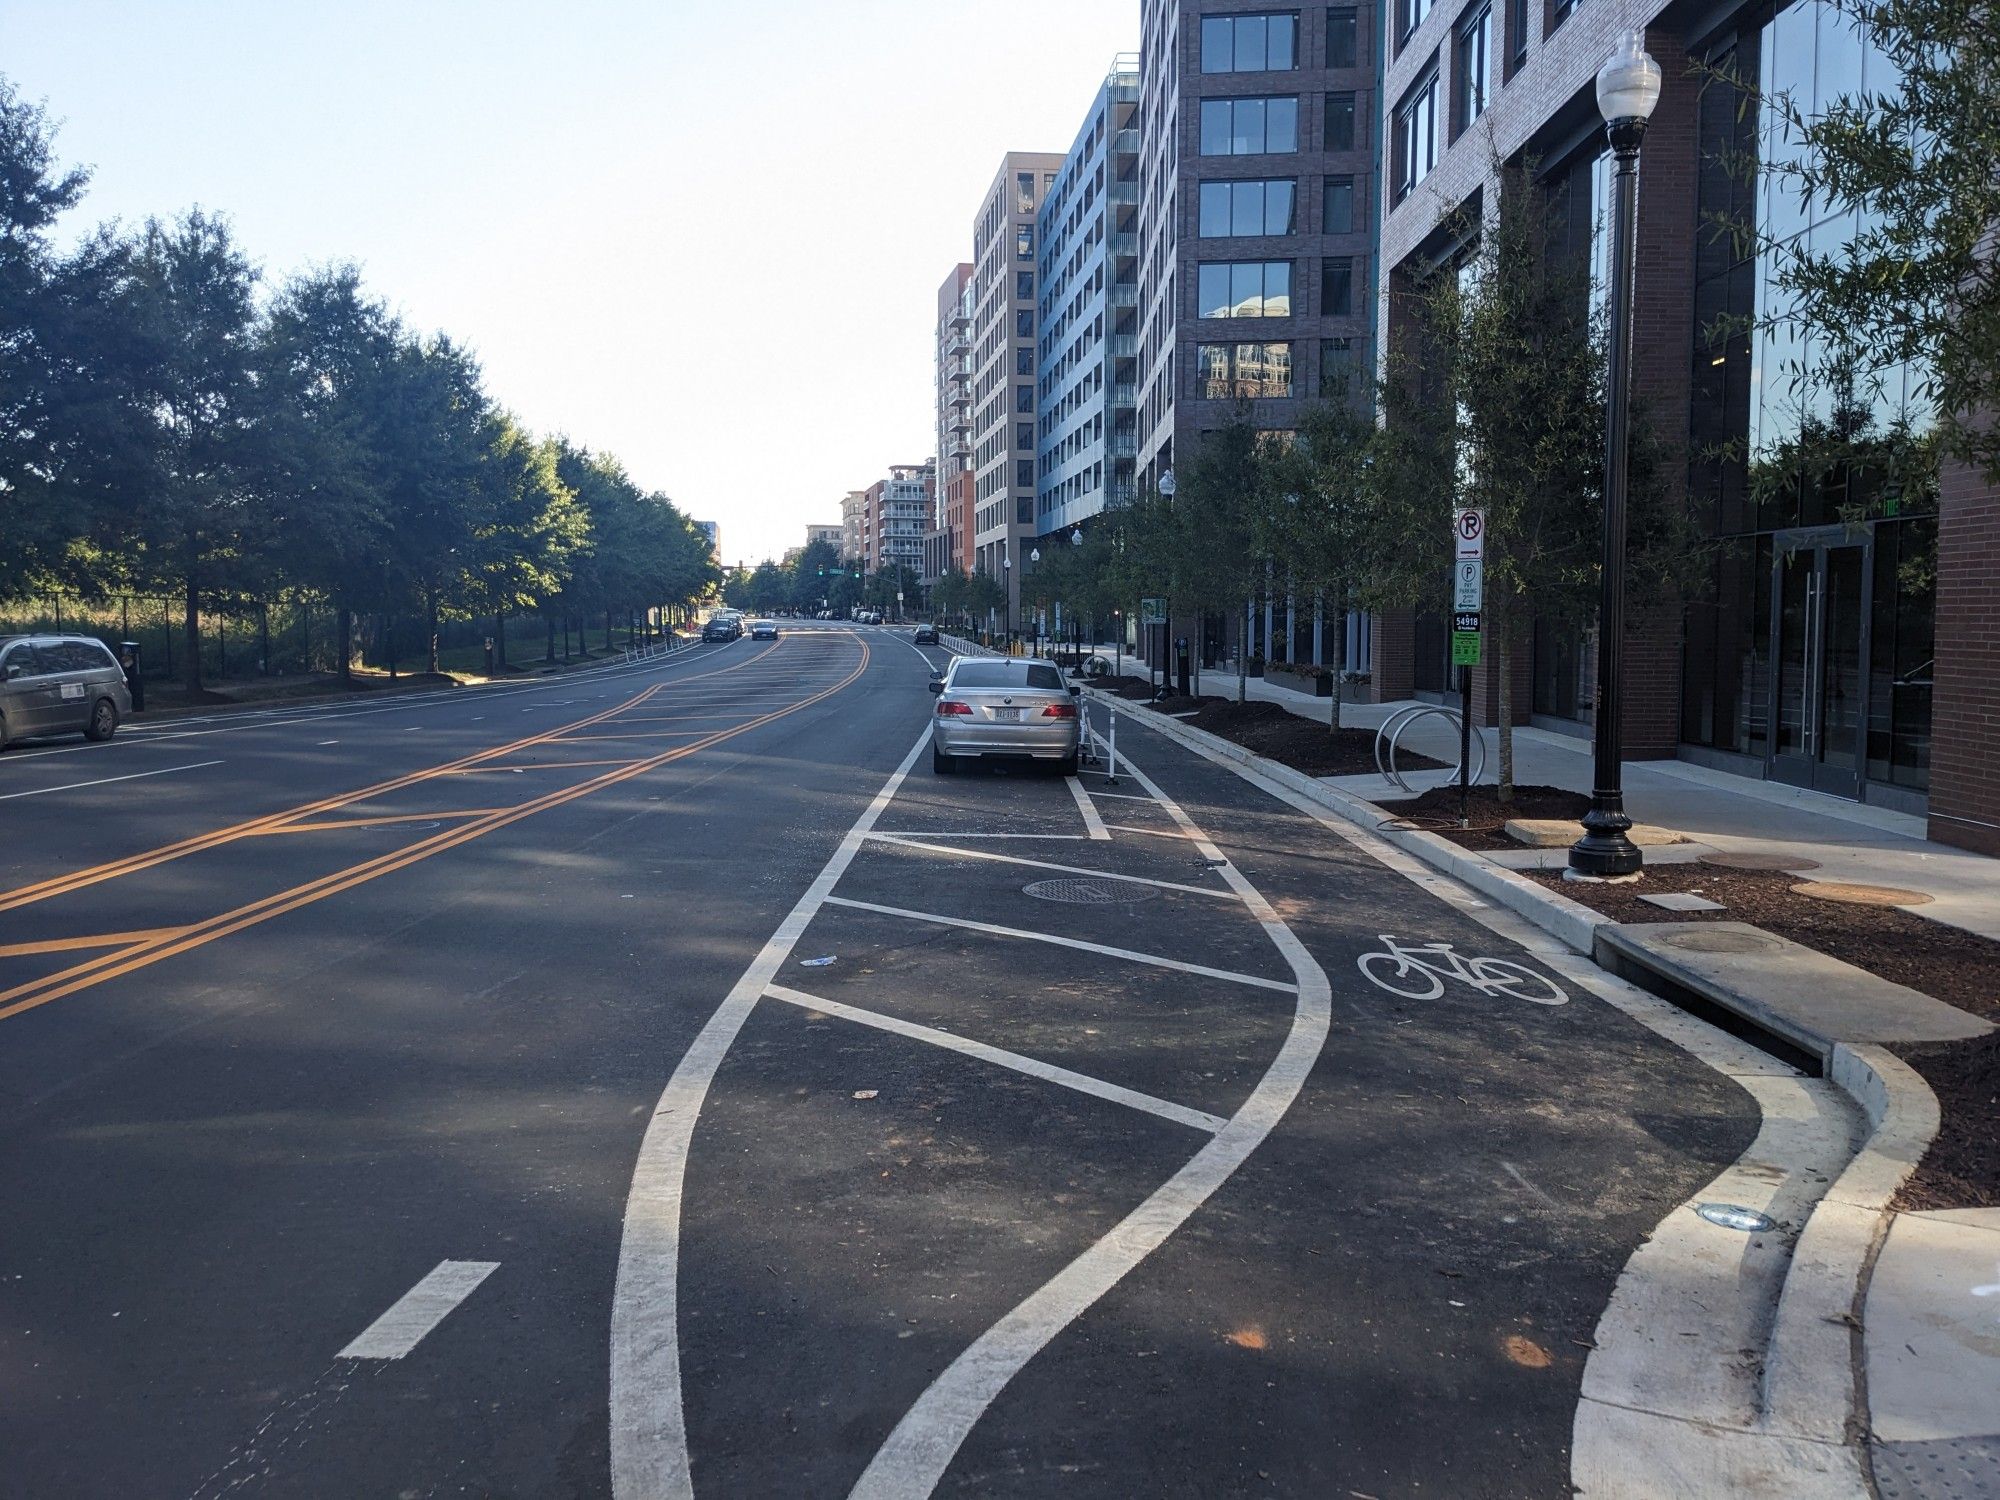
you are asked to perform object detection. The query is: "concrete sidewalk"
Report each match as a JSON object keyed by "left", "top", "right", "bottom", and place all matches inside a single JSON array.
[{"left": 1218, "top": 668, "right": 2000, "bottom": 943}]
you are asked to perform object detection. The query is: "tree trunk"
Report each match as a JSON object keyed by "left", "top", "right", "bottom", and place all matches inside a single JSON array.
[
  {"left": 337, "top": 607, "right": 354, "bottom": 686},
  {"left": 181, "top": 571, "right": 202, "bottom": 695},
  {"left": 545, "top": 614, "right": 557, "bottom": 663},
  {"left": 495, "top": 612, "right": 508, "bottom": 670},
  {"left": 258, "top": 602, "right": 270, "bottom": 676},
  {"left": 1329, "top": 600, "right": 1344, "bottom": 734},
  {"left": 604, "top": 609, "right": 613, "bottom": 652},
  {"left": 1495, "top": 606, "right": 1515, "bottom": 803},
  {"left": 425, "top": 591, "right": 440, "bottom": 675},
  {"left": 217, "top": 610, "right": 226, "bottom": 682},
  {"left": 387, "top": 615, "right": 398, "bottom": 681},
  {"left": 1237, "top": 597, "right": 1250, "bottom": 703}
]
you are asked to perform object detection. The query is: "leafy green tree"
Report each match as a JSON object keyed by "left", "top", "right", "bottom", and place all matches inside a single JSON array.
[
  {"left": 790, "top": 539, "right": 842, "bottom": 613},
  {"left": 1729, "top": 0, "right": 1998, "bottom": 481}
]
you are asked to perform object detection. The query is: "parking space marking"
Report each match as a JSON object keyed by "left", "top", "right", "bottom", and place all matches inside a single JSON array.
[
  {"left": 611, "top": 728, "right": 933, "bottom": 1500},
  {"left": 820, "top": 896, "right": 1298, "bottom": 993},
  {"left": 1066, "top": 776, "right": 1111, "bottom": 840},
  {"left": 764, "top": 985, "right": 1226, "bottom": 1134},
  {"left": 870, "top": 831, "right": 1090, "bottom": 842},
  {"left": 1085, "top": 789, "right": 1156, "bottom": 802},
  {"left": 1102, "top": 822, "right": 1198, "bottom": 841},
  {"left": 853, "top": 733, "right": 1334, "bottom": 1497},
  {"left": 867, "top": 833, "right": 1239, "bottom": 899},
  {"left": 336, "top": 1260, "right": 499, "bottom": 1360},
  {"left": 0, "top": 759, "right": 225, "bottom": 802}
]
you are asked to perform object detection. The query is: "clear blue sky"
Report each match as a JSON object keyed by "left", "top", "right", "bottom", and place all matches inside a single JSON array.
[{"left": 4, "top": 0, "right": 1136, "bottom": 564}]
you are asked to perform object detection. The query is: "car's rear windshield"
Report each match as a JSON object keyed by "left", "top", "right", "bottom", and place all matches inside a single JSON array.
[{"left": 950, "top": 662, "right": 1064, "bottom": 691}]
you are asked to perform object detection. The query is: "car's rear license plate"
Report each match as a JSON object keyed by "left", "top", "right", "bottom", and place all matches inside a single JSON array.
[{"left": 993, "top": 707, "right": 1022, "bottom": 722}]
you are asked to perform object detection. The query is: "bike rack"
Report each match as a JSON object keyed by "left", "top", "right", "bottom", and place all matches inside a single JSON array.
[{"left": 1372, "top": 704, "right": 1488, "bottom": 794}]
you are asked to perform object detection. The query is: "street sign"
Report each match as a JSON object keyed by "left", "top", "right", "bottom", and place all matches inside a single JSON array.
[
  {"left": 1452, "top": 610, "right": 1482, "bottom": 633},
  {"left": 1140, "top": 596, "right": 1166, "bottom": 625},
  {"left": 1454, "top": 507, "right": 1487, "bottom": 561},
  {"left": 1451, "top": 631, "right": 1483, "bottom": 666},
  {"left": 1454, "top": 559, "right": 1483, "bottom": 610}
]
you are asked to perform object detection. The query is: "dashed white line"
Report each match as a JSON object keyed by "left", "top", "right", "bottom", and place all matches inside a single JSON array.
[
  {"left": 821, "top": 895, "right": 1298, "bottom": 993},
  {"left": 336, "top": 1260, "right": 498, "bottom": 1360},
  {"left": 1066, "top": 776, "right": 1111, "bottom": 840},
  {"left": 765, "top": 985, "right": 1226, "bottom": 1133},
  {"left": 0, "top": 759, "right": 225, "bottom": 802}
]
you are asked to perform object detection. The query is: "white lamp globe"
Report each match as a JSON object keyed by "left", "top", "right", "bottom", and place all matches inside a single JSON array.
[{"left": 1596, "top": 31, "right": 1662, "bottom": 124}]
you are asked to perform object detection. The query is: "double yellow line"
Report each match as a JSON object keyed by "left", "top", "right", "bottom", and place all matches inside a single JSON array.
[
  {"left": 0, "top": 637, "right": 868, "bottom": 1024},
  {"left": 0, "top": 641, "right": 784, "bottom": 915}
]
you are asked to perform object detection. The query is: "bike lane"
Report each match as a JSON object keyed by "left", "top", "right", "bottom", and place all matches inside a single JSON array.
[{"left": 617, "top": 706, "right": 1767, "bottom": 1498}]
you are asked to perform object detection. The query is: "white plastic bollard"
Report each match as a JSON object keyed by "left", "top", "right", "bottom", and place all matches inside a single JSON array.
[{"left": 1106, "top": 708, "right": 1119, "bottom": 784}]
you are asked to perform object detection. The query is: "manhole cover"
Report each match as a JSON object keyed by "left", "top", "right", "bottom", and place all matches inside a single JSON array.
[
  {"left": 1023, "top": 877, "right": 1160, "bottom": 905},
  {"left": 1700, "top": 851, "right": 1822, "bottom": 873},
  {"left": 1792, "top": 881, "right": 1933, "bottom": 907}
]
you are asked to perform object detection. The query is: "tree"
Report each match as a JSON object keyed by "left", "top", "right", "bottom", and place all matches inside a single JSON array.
[
  {"left": 117, "top": 210, "right": 264, "bottom": 694},
  {"left": 1391, "top": 154, "right": 1695, "bottom": 798},
  {"left": 790, "top": 539, "right": 842, "bottom": 614},
  {"left": 1728, "top": 0, "right": 1999, "bottom": 480}
]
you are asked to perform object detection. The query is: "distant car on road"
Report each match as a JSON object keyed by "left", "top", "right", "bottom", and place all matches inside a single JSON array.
[
  {"left": 701, "top": 618, "right": 740, "bottom": 643},
  {"left": 748, "top": 620, "right": 778, "bottom": 640},
  {"left": 0, "top": 634, "right": 132, "bottom": 749},
  {"left": 928, "top": 657, "right": 1081, "bottom": 776},
  {"left": 912, "top": 625, "right": 939, "bottom": 645}
]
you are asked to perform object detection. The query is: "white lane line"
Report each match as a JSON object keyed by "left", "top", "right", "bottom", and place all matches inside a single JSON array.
[
  {"left": 867, "top": 833, "right": 1238, "bottom": 899},
  {"left": 852, "top": 736, "right": 1334, "bottom": 1497},
  {"left": 1087, "top": 790, "right": 1156, "bottom": 802},
  {"left": 318, "top": 740, "right": 339, "bottom": 746},
  {"left": 336, "top": 1260, "right": 499, "bottom": 1360},
  {"left": 821, "top": 895, "right": 1297, "bottom": 993},
  {"left": 610, "top": 727, "right": 933, "bottom": 1500},
  {"left": 1102, "top": 822, "right": 1198, "bottom": 841},
  {"left": 869, "top": 831, "right": 1089, "bottom": 842},
  {"left": 1066, "top": 776, "right": 1111, "bottom": 840},
  {"left": 0, "top": 759, "right": 224, "bottom": 802},
  {"left": 764, "top": 984, "right": 1226, "bottom": 1134}
]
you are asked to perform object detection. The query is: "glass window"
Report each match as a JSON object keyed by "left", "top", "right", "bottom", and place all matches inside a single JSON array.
[
  {"left": 1326, "top": 7, "right": 1358, "bottom": 67},
  {"left": 1198, "top": 178, "right": 1296, "bottom": 235},
  {"left": 1016, "top": 385, "right": 1033, "bottom": 412},
  {"left": 1016, "top": 270, "right": 1033, "bottom": 298},
  {"left": 1197, "top": 262, "right": 1292, "bottom": 317},
  {"left": 1399, "top": 0, "right": 1434, "bottom": 42},
  {"left": 1318, "top": 337, "right": 1370, "bottom": 402},
  {"left": 1203, "top": 13, "right": 1299, "bottom": 72},
  {"left": 1015, "top": 225, "right": 1033, "bottom": 259},
  {"left": 1200, "top": 97, "right": 1300, "bottom": 154},
  {"left": 1394, "top": 72, "right": 1439, "bottom": 201},
  {"left": 1320, "top": 257, "right": 1354, "bottom": 316},
  {"left": 1506, "top": 0, "right": 1529, "bottom": 68},
  {"left": 1325, "top": 92, "right": 1357, "bottom": 151},
  {"left": 1550, "top": 0, "right": 1577, "bottom": 31},
  {"left": 1323, "top": 175, "right": 1355, "bottom": 233},
  {"left": 1456, "top": 3, "right": 1491, "bottom": 133},
  {"left": 1195, "top": 342, "right": 1293, "bottom": 398},
  {"left": 1016, "top": 348, "right": 1033, "bottom": 375}
]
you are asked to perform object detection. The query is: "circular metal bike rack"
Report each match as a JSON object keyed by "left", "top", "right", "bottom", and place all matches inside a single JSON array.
[{"left": 1373, "top": 704, "right": 1488, "bottom": 794}]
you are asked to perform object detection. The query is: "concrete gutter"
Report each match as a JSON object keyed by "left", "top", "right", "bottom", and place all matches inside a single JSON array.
[{"left": 1089, "top": 689, "right": 1947, "bottom": 1495}]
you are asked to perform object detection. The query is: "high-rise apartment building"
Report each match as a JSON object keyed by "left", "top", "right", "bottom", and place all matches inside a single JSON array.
[
  {"left": 970, "top": 151, "right": 1065, "bottom": 625},
  {"left": 864, "top": 462, "right": 935, "bottom": 579},
  {"left": 804, "top": 523, "right": 843, "bottom": 554},
  {"left": 839, "top": 490, "right": 867, "bottom": 565},
  {"left": 928, "top": 264, "right": 977, "bottom": 592},
  {"left": 1135, "top": 4, "right": 1381, "bottom": 500},
  {"left": 1034, "top": 58, "right": 1142, "bottom": 541},
  {"left": 1366, "top": 0, "right": 1982, "bottom": 839}
]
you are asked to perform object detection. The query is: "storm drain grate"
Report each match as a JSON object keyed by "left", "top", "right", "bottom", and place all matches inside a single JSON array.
[{"left": 1023, "top": 877, "right": 1161, "bottom": 905}]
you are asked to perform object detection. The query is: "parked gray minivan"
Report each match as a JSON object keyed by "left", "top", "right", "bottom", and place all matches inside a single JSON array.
[{"left": 0, "top": 635, "right": 133, "bottom": 749}]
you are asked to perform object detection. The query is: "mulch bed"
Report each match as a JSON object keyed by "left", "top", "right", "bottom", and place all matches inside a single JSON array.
[
  {"left": 1180, "top": 699, "right": 1448, "bottom": 778},
  {"left": 1523, "top": 862, "right": 2000, "bottom": 1210},
  {"left": 1375, "top": 783, "right": 1594, "bottom": 850}
]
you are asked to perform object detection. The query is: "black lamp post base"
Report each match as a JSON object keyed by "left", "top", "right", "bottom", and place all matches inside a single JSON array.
[{"left": 1568, "top": 803, "right": 1644, "bottom": 879}]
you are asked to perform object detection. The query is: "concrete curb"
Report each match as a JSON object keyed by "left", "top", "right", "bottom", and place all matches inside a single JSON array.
[{"left": 1090, "top": 689, "right": 1947, "bottom": 1490}]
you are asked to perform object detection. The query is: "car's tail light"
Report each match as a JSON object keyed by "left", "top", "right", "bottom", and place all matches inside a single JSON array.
[
  {"left": 937, "top": 700, "right": 973, "bottom": 716},
  {"left": 1041, "top": 703, "right": 1078, "bottom": 719}
]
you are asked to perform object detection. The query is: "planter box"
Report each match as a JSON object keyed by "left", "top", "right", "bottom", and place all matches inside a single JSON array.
[{"left": 1266, "top": 662, "right": 1333, "bottom": 697}]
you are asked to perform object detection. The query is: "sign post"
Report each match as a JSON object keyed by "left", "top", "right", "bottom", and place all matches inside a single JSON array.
[{"left": 1452, "top": 508, "right": 1487, "bottom": 824}]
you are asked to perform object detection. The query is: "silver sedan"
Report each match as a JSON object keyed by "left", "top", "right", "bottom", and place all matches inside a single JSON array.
[{"left": 928, "top": 657, "right": 1082, "bottom": 775}]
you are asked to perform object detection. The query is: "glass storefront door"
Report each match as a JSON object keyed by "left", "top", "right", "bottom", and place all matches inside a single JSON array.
[{"left": 1769, "top": 530, "right": 1870, "bottom": 798}]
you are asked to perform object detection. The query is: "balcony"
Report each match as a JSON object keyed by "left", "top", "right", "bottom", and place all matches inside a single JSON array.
[
  {"left": 1111, "top": 383, "right": 1136, "bottom": 408},
  {"left": 1109, "top": 333, "right": 1138, "bottom": 359},
  {"left": 1109, "top": 232, "right": 1138, "bottom": 258},
  {"left": 1114, "top": 128, "right": 1139, "bottom": 157},
  {"left": 1107, "top": 480, "right": 1137, "bottom": 507},
  {"left": 1109, "top": 283, "right": 1138, "bottom": 309},
  {"left": 1109, "top": 179, "right": 1139, "bottom": 207},
  {"left": 1109, "top": 432, "right": 1137, "bottom": 459}
]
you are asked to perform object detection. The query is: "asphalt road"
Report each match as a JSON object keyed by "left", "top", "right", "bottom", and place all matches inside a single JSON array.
[{"left": 0, "top": 625, "right": 1760, "bottom": 1498}]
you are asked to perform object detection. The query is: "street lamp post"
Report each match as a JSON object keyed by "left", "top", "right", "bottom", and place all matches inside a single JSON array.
[
  {"left": 1570, "top": 30, "right": 1661, "bottom": 881},
  {"left": 1029, "top": 547, "right": 1042, "bottom": 655},
  {"left": 1002, "top": 546, "right": 1013, "bottom": 652}
]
